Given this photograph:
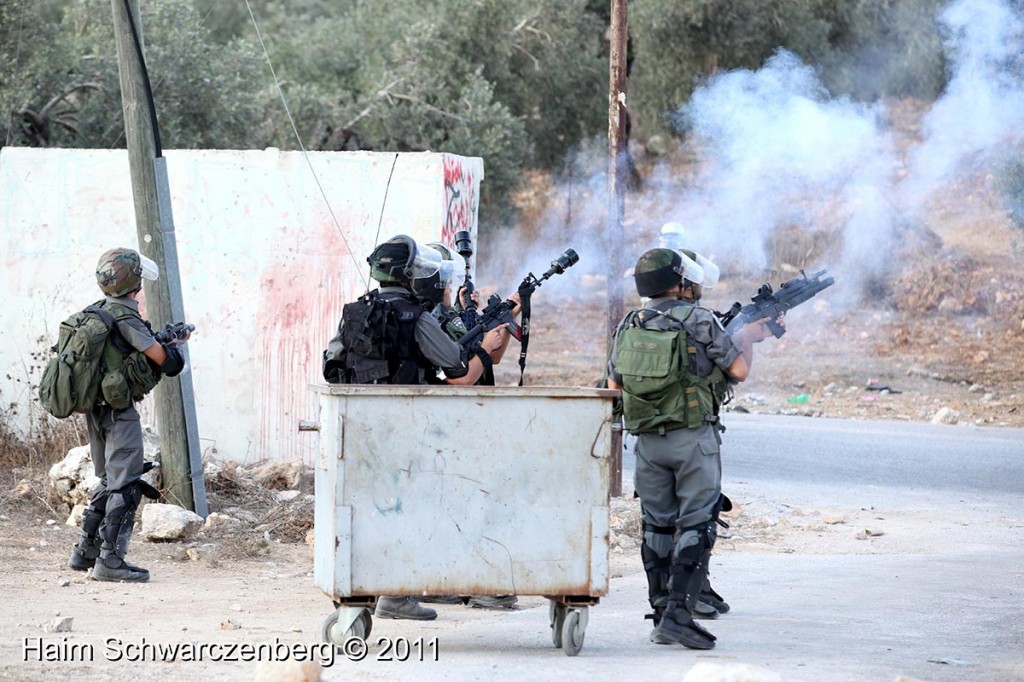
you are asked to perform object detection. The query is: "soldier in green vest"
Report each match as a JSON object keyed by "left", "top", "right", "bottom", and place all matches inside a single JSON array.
[
  {"left": 67, "top": 247, "right": 190, "bottom": 583},
  {"left": 607, "top": 247, "right": 778, "bottom": 649}
]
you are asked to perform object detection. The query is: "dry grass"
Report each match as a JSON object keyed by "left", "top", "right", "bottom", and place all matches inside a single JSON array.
[{"left": 0, "top": 402, "right": 86, "bottom": 518}]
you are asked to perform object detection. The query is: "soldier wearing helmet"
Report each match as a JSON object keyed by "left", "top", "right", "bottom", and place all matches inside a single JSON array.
[
  {"left": 412, "top": 241, "right": 522, "bottom": 387},
  {"left": 67, "top": 247, "right": 191, "bottom": 583},
  {"left": 324, "top": 235, "right": 502, "bottom": 388},
  {"left": 607, "top": 247, "right": 780, "bottom": 649},
  {"left": 323, "top": 235, "right": 505, "bottom": 621}
]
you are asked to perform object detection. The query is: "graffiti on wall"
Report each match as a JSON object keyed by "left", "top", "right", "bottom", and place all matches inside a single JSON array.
[{"left": 442, "top": 155, "right": 477, "bottom": 246}]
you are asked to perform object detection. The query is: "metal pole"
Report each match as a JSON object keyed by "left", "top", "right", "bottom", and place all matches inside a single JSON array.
[
  {"left": 607, "top": 0, "right": 628, "bottom": 498},
  {"left": 110, "top": 0, "right": 206, "bottom": 514}
]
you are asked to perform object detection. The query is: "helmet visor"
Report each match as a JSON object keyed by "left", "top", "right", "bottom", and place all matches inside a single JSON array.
[
  {"left": 139, "top": 254, "right": 160, "bottom": 281},
  {"left": 676, "top": 250, "right": 705, "bottom": 285},
  {"left": 408, "top": 244, "right": 442, "bottom": 280},
  {"left": 692, "top": 252, "right": 719, "bottom": 288}
]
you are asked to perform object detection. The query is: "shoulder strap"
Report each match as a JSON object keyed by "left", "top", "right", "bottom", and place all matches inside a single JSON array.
[
  {"left": 84, "top": 303, "right": 134, "bottom": 355},
  {"left": 632, "top": 305, "right": 692, "bottom": 329}
]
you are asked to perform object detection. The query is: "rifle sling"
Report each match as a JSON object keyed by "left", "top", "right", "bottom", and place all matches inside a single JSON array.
[{"left": 517, "top": 286, "right": 532, "bottom": 386}]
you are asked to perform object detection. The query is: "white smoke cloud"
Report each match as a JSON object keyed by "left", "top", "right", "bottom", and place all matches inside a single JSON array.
[
  {"left": 902, "top": 0, "right": 1024, "bottom": 209},
  {"left": 480, "top": 0, "right": 1024, "bottom": 309}
]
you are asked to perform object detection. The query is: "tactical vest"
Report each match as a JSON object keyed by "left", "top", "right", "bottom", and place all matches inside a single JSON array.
[
  {"left": 98, "top": 302, "right": 162, "bottom": 409},
  {"left": 329, "top": 290, "right": 434, "bottom": 384},
  {"left": 613, "top": 304, "right": 719, "bottom": 435}
]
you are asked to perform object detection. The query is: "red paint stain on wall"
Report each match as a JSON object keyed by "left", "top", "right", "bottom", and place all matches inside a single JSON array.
[{"left": 256, "top": 220, "right": 357, "bottom": 462}]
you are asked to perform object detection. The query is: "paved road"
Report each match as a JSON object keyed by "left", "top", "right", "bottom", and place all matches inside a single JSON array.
[
  {"left": 624, "top": 413, "right": 1024, "bottom": 500},
  {"left": 324, "top": 415, "right": 1024, "bottom": 682}
]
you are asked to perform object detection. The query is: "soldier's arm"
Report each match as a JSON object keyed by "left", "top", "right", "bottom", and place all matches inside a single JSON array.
[
  {"left": 415, "top": 314, "right": 491, "bottom": 385},
  {"left": 724, "top": 317, "right": 777, "bottom": 382}
]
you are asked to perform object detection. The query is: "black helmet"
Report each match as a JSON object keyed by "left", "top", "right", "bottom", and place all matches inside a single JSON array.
[
  {"left": 367, "top": 235, "right": 440, "bottom": 284},
  {"left": 413, "top": 242, "right": 456, "bottom": 305}
]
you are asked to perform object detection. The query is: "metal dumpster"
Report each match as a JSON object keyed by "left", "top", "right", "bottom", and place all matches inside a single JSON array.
[{"left": 308, "top": 384, "right": 618, "bottom": 656}]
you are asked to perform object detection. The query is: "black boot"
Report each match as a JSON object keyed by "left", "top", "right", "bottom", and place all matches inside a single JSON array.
[
  {"left": 69, "top": 495, "right": 107, "bottom": 571},
  {"left": 93, "top": 554, "right": 150, "bottom": 582},
  {"left": 68, "top": 535, "right": 101, "bottom": 571},
  {"left": 651, "top": 603, "right": 717, "bottom": 649},
  {"left": 651, "top": 522, "right": 717, "bottom": 646},
  {"left": 692, "top": 598, "right": 720, "bottom": 620},
  {"left": 374, "top": 597, "right": 437, "bottom": 620},
  {"left": 701, "top": 583, "right": 730, "bottom": 614},
  {"left": 92, "top": 485, "right": 149, "bottom": 583}
]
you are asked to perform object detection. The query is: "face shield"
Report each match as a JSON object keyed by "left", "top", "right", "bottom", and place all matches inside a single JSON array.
[
  {"left": 407, "top": 242, "right": 442, "bottom": 280},
  {"left": 413, "top": 258, "right": 456, "bottom": 305},
  {"left": 676, "top": 249, "right": 705, "bottom": 285},
  {"left": 138, "top": 254, "right": 160, "bottom": 281}
]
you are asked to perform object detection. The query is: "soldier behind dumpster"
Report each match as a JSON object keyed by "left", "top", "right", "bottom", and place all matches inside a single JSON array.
[
  {"left": 606, "top": 247, "right": 779, "bottom": 649},
  {"left": 414, "top": 241, "right": 522, "bottom": 387},
  {"left": 68, "top": 247, "right": 190, "bottom": 583},
  {"left": 412, "top": 242, "right": 521, "bottom": 611},
  {"left": 322, "top": 234, "right": 504, "bottom": 620}
]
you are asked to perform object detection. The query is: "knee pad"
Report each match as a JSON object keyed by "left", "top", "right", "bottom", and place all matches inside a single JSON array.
[
  {"left": 642, "top": 521, "right": 675, "bottom": 561},
  {"left": 642, "top": 526, "right": 674, "bottom": 614},
  {"left": 673, "top": 522, "right": 714, "bottom": 563}
]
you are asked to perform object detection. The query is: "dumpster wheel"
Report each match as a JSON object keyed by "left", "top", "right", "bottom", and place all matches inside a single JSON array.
[
  {"left": 322, "top": 606, "right": 373, "bottom": 645},
  {"left": 561, "top": 607, "right": 588, "bottom": 657},
  {"left": 549, "top": 601, "right": 567, "bottom": 648}
]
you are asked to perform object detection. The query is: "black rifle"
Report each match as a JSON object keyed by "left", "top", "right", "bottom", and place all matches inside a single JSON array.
[
  {"left": 718, "top": 270, "right": 835, "bottom": 338},
  {"left": 154, "top": 322, "right": 195, "bottom": 344},
  {"left": 459, "top": 248, "right": 579, "bottom": 385}
]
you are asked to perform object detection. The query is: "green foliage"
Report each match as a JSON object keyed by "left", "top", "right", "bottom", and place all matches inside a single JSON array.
[
  {"left": 244, "top": 0, "right": 604, "bottom": 222},
  {"left": 0, "top": 0, "right": 961, "bottom": 222},
  {"left": 629, "top": 0, "right": 948, "bottom": 138},
  {"left": 1, "top": 0, "right": 267, "bottom": 149}
]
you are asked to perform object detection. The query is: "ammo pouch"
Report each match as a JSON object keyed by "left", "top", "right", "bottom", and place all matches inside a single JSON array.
[
  {"left": 122, "top": 351, "right": 161, "bottom": 399},
  {"left": 100, "top": 371, "right": 132, "bottom": 409},
  {"left": 100, "top": 350, "right": 161, "bottom": 408}
]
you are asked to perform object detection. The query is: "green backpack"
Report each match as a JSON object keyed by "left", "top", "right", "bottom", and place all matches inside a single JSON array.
[
  {"left": 39, "top": 303, "right": 160, "bottom": 418},
  {"left": 614, "top": 305, "right": 713, "bottom": 435}
]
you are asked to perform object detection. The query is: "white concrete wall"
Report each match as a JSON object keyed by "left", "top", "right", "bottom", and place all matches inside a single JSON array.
[{"left": 0, "top": 147, "right": 483, "bottom": 463}]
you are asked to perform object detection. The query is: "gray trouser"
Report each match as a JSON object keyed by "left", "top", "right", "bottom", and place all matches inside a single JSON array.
[
  {"left": 634, "top": 424, "right": 721, "bottom": 557},
  {"left": 85, "top": 404, "right": 144, "bottom": 559},
  {"left": 86, "top": 404, "right": 145, "bottom": 494},
  {"left": 635, "top": 424, "right": 722, "bottom": 616}
]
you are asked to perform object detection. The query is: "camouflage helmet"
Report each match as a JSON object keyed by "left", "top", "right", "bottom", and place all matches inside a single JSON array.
[
  {"left": 633, "top": 248, "right": 685, "bottom": 297},
  {"left": 634, "top": 247, "right": 711, "bottom": 297},
  {"left": 95, "top": 247, "right": 157, "bottom": 297}
]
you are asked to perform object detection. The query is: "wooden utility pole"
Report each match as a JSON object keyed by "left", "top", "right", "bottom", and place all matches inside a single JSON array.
[
  {"left": 607, "top": 0, "right": 628, "bottom": 498},
  {"left": 110, "top": 0, "right": 207, "bottom": 515}
]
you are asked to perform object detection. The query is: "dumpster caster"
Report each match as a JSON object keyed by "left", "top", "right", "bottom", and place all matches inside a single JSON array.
[
  {"left": 549, "top": 601, "right": 567, "bottom": 648},
  {"left": 322, "top": 606, "right": 373, "bottom": 646},
  {"left": 561, "top": 607, "right": 588, "bottom": 657}
]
